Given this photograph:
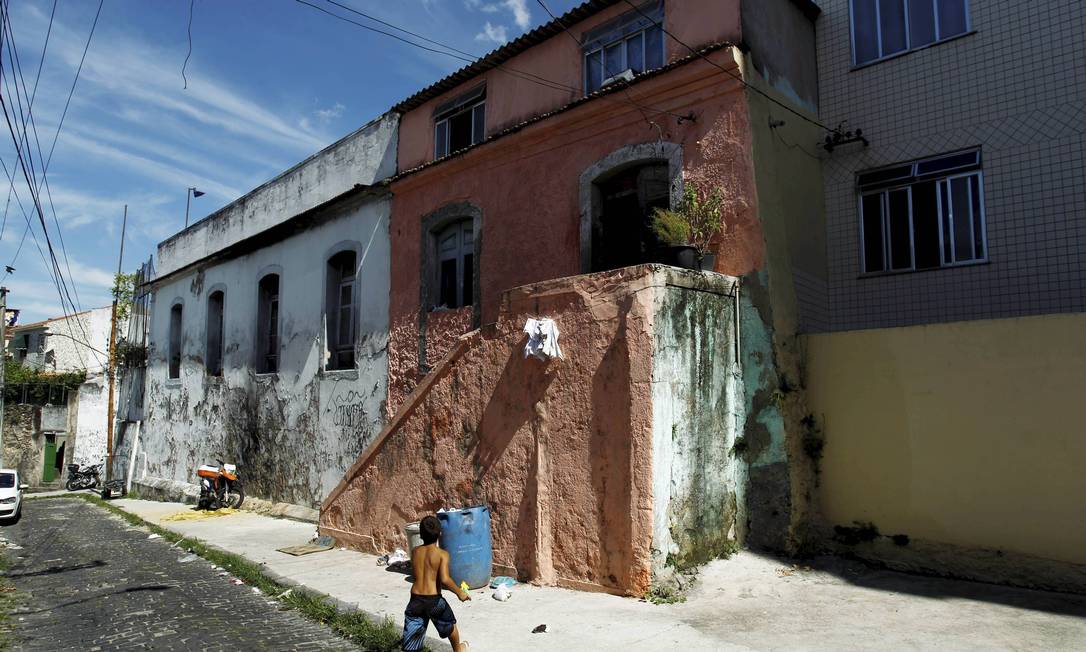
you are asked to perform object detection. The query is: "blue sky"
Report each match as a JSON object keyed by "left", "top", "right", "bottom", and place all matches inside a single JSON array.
[{"left": 2, "top": 0, "right": 583, "bottom": 323}]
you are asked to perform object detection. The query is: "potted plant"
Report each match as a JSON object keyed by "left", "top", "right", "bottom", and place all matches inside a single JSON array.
[{"left": 651, "top": 180, "right": 724, "bottom": 271}]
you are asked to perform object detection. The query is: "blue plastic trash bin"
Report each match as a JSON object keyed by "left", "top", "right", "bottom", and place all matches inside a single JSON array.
[{"left": 437, "top": 505, "right": 492, "bottom": 589}]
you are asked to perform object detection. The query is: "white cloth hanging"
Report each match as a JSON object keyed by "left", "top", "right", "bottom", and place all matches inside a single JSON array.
[{"left": 523, "top": 318, "right": 563, "bottom": 361}]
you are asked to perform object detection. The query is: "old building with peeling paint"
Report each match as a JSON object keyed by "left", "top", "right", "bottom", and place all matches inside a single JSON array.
[
  {"left": 138, "top": 114, "right": 397, "bottom": 511},
  {"left": 320, "top": 0, "right": 827, "bottom": 596}
]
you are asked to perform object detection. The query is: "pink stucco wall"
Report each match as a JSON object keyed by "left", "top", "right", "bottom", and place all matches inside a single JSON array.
[
  {"left": 389, "top": 48, "right": 760, "bottom": 407},
  {"left": 398, "top": 0, "right": 742, "bottom": 171},
  {"left": 321, "top": 266, "right": 660, "bottom": 594}
]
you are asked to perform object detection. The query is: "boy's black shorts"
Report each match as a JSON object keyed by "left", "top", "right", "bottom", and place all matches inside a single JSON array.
[{"left": 402, "top": 593, "right": 456, "bottom": 651}]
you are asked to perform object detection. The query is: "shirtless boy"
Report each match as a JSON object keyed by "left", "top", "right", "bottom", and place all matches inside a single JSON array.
[{"left": 402, "top": 515, "right": 470, "bottom": 652}]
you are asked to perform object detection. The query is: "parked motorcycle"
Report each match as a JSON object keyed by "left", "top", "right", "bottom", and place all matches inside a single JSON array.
[
  {"left": 196, "top": 460, "right": 244, "bottom": 510},
  {"left": 65, "top": 463, "right": 101, "bottom": 491}
]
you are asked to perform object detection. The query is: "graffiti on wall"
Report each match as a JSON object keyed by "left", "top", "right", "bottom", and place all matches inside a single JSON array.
[{"left": 327, "top": 381, "right": 369, "bottom": 436}]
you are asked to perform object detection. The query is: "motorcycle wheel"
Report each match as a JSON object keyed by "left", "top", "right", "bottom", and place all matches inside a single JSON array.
[
  {"left": 65, "top": 477, "right": 79, "bottom": 491},
  {"left": 224, "top": 483, "right": 245, "bottom": 509}
]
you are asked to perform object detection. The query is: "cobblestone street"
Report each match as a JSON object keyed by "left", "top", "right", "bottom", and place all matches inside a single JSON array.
[{"left": 0, "top": 498, "right": 356, "bottom": 651}]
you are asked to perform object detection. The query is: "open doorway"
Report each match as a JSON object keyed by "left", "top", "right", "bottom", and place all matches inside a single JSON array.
[{"left": 591, "top": 163, "right": 671, "bottom": 272}]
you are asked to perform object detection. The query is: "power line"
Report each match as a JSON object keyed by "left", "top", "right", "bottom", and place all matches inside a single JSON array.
[
  {"left": 0, "top": 0, "right": 53, "bottom": 242},
  {"left": 182, "top": 0, "right": 194, "bottom": 89},
  {"left": 619, "top": 0, "right": 838, "bottom": 135},
  {"left": 293, "top": 0, "right": 692, "bottom": 123},
  {"left": 0, "top": 1, "right": 104, "bottom": 368},
  {"left": 534, "top": 0, "right": 665, "bottom": 135},
  {"left": 1, "top": 0, "right": 84, "bottom": 317}
]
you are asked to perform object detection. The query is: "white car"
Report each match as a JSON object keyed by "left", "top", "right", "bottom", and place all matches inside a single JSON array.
[{"left": 0, "top": 469, "right": 27, "bottom": 522}]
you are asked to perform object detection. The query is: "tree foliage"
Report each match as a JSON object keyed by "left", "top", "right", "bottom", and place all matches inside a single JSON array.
[{"left": 112, "top": 272, "right": 137, "bottom": 322}]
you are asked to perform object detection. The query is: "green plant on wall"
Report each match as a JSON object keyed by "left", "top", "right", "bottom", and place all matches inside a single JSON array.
[
  {"left": 3, "top": 359, "right": 86, "bottom": 404},
  {"left": 112, "top": 272, "right": 137, "bottom": 322},
  {"left": 650, "top": 179, "right": 725, "bottom": 253}
]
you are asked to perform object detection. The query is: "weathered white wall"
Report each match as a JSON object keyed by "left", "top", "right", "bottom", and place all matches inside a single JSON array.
[
  {"left": 650, "top": 270, "right": 743, "bottom": 578},
  {"left": 142, "top": 192, "right": 391, "bottom": 508},
  {"left": 71, "top": 374, "right": 111, "bottom": 468},
  {"left": 157, "top": 113, "right": 398, "bottom": 277},
  {"left": 7, "top": 307, "right": 117, "bottom": 374}
]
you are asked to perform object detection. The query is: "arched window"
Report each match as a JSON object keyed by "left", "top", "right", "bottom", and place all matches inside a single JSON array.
[
  {"left": 205, "top": 290, "right": 225, "bottom": 376},
  {"left": 256, "top": 274, "right": 280, "bottom": 374},
  {"left": 435, "top": 219, "right": 473, "bottom": 309},
  {"left": 326, "top": 251, "right": 357, "bottom": 370},
  {"left": 168, "top": 302, "right": 183, "bottom": 379}
]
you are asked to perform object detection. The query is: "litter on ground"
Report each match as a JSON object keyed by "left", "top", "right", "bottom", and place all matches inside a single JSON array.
[
  {"left": 147, "top": 534, "right": 161, "bottom": 540},
  {"left": 162, "top": 507, "right": 240, "bottom": 522},
  {"left": 178, "top": 554, "right": 198, "bottom": 563},
  {"left": 492, "top": 584, "right": 512, "bottom": 601},
  {"left": 277, "top": 536, "right": 334, "bottom": 556}
]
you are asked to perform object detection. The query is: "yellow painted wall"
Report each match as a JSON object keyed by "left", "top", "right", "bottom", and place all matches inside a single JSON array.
[{"left": 806, "top": 313, "right": 1086, "bottom": 565}]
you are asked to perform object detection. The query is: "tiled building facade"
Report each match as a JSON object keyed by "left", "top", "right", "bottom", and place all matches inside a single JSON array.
[{"left": 815, "top": 0, "right": 1085, "bottom": 331}]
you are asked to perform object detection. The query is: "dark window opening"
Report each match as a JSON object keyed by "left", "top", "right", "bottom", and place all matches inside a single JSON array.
[
  {"left": 591, "top": 162, "right": 670, "bottom": 273},
  {"left": 434, "top": 220, "right": 474, "bottom": 310},
  {"left": 434, "top": 87, "right": 485, "bottom": 159},
  {"left": 326, "top": 251, "right": 356, "bottom": 371},
  {"left": 256, "top": 274, "right": 279, "bottom": 374},
  {"left": 206, "top": 290, "right": 224, "bottom": 377},
  {"left": 859, "top": 150, "right": 985, "bottom": 274},
  {"left": 851, "top": 0, "right": 971, "bottom": 66},
  {"left": 583, "top": 3, "right": 665, "bottom": 93},
  {"left": 168, "top": 303, "right": 182, "bottom": 379}
]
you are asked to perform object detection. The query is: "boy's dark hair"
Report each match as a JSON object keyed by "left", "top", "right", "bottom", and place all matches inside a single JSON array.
[{"left": 420, "top": 515, "right": 442, "bottom": 544}]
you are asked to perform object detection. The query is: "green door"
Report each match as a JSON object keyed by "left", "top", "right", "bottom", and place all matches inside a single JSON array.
[{"left": 42, "top": 434, "right": 56, "bottom": 483}]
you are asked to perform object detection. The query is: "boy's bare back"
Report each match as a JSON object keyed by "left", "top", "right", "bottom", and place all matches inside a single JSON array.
[{"left": 410, "top": 543, "right": 449, "bottom": 596}]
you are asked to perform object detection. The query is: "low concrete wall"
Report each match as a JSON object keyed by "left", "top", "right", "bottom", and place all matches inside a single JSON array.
[
  {"left": 321, "top": 266, "right": 745, "bottom": 596},
  {"left": 806, "top": 312, "right": 1086, "bottom": 591},
  {"left": 651, "top": 272, "right": 743, "bottom": 577}
]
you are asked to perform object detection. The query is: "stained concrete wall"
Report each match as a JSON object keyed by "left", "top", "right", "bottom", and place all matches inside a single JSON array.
[
  {"left": 157, "top": 114, "right": 398, "bottom": 278},
  {"left": 806, "top": 312, "right": 1086, "bottom": 591},
  {"left": 322, "top": 265, "right": 745, "bottom": 595},
  {"left": 651, "top": 272, "right": 743, "bottom": 576},
  {"left": 2, "top": 405, "right": 42, "bottom": 486},
  {"left": 71, "top": 374, "right": 111, "bottom": 468},
  {"left": 142, "top": 191, "right": 391, "bottom": 509}
]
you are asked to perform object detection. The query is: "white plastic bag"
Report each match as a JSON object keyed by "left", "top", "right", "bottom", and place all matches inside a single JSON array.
[{"left": 492, "top": 583, "right": 512, "bottom": 601}]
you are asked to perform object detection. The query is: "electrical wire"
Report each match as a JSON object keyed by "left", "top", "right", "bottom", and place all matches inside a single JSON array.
[
  {"left": 619, "top": 0, "right": 839, "bottom": 135},
  {"left": 293, "top": 0, "right": 693, "bottom": 122},
  {"left": 534, "top": 0, "right": 664, "bottom": 136},
  {"left": 1, "top": 1, "right": 84, "bottom": 317},
  {"left": 0, "top": 0, "right": 52, "bottom": 242},
  {"left": 0, "top": 1, "right": 103, "bottom": 367},
  {"left": 182, "top": 0, "right": 194, "bottom": 89}
]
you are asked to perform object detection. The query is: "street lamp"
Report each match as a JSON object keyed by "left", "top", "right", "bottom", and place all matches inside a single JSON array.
[{"left": 184, "top": 186, "right": 205, "bottom": 228}]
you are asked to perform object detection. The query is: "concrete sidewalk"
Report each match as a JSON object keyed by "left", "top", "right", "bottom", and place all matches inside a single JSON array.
[{"left": 108, "top": 498, "right": 1086, "bottom": 651}]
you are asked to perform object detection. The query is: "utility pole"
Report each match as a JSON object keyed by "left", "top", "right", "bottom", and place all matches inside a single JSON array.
[
  {"left": 0, "top": 286, "right": 7, "bottom": 468},
  {"left": 106, "top": 206, "right": 127, "bottom": 482}
]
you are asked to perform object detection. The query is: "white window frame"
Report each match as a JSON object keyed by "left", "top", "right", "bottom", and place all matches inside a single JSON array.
[
  {"left": 583, "top": 26, "right": 663, "bottom": 94},
  {"left": 849, "top": 0, "right": 972, "bottom": 67},
  {"left": 859, "top": 169, "right": 987, "bottom": 275},
  {"left": 434, "top": 99, "right": 486, "bottom": 159}
]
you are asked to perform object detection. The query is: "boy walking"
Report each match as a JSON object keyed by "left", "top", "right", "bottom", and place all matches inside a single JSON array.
[{"left": 402, "top": 515, "right": 471, "bottom": 652}]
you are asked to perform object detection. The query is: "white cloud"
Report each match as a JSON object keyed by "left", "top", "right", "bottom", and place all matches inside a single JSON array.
[
  {"left": 315, "top": 102, "right": 346, "bottom": 122},
  {"left": 503, "top": 0, "right": 532, "bottom": 30},
  {"left": 466, "top": 0, "right": 532, "bottom": 31},
  {"left": 475, "top": 22, "right": 509, "bottom": 45}
]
